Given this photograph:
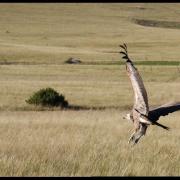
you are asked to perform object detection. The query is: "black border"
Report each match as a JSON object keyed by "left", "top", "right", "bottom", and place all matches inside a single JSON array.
[{"left": 0, "top": 0, "right": 180, "bottom": 3}]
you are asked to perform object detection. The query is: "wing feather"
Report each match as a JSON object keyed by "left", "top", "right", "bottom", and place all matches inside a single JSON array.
[
  {"left": 119, "top": 44, "right": 149, "bottom": 116},
  {"left": 127, "top": 62, "right": 149, "bottom": 115},
  {"left": 148, "top": 102, "right": 180, "bottom": 122}
]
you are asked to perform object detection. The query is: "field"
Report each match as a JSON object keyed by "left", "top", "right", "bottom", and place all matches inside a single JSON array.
[{"left": 0, "top": 3, "right": 179, "bottom": 176}]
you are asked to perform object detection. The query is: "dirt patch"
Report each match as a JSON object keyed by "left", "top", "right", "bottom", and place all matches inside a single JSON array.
[{"left": 133, "top": 18, "right": 180, "bottom": 29}]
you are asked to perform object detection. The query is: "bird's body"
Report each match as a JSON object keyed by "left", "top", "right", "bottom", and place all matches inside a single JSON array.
[{"left": 120, "top": 44, "right": 180, "bottom": 145}]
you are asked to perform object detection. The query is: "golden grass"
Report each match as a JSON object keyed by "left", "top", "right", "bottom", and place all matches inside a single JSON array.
[
  {"left": 0, "top": 110, "right": 179, "bottom": 176},
  {"left": 0, "top": 3, "right": 180, "bottom": 64},
  {"left": 0, "top": 64, "right": 179, "bottom": 110},
  {"left": 0, "top": 3, "right": 179, "bottom": 176},
  {"left": 0, "top": 64, "right": 179, "bottom": 176}
]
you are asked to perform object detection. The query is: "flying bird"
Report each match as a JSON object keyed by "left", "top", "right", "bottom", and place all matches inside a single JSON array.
[{"left": 119, "top": 43, "right": 180, "bottom": 145}]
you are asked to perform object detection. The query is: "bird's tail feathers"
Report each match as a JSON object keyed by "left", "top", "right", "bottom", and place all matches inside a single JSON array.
[{"left": 153, "top": 121, "right": 170, "bottom": 130}]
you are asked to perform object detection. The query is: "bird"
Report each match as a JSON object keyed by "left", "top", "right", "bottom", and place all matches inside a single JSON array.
[{"left": 119, "top": 43, "right": 180, "bottom": 145}]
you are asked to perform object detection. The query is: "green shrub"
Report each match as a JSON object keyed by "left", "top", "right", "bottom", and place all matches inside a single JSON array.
[{"left": 26, "top": 88, "right": 68, "bottom": 108}]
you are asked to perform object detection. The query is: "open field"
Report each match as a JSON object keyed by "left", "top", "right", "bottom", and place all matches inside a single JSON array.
[
  {"left": 0, "top": 110, "right": 179, "bottom": 176},
  {"left": 0, "top": 3, "right": 179, "bottom": 176},
  {"left": 1, "top": 3, "right": 180, "bottom": 64},
  {"left": 0, "top": 64, "right": 180, "bottom": 111}
]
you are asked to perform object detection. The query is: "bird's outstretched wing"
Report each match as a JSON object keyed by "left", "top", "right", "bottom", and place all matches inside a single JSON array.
[
  {"left": 148, "top": 102, "right": 180, "bottom": 122},
  {"left": 120, "top": 44, "right": 149, "bottom": 116}
]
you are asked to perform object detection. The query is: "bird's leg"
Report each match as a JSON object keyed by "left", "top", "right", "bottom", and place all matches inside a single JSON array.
[
  {"left": 128, "top": 125, "right": 139, "bottom": 144},
  {"left": 130, "top": 124, "right": 147, "bottom": 145},
  {"left": 128, "top": 131, "right": 135, "bottom": 144},
  {"left": 128, "top": 131, "right": 142, "bottom": 145},
  {"left": 133, "top": 132, "right": 143, "bottom": 145}
]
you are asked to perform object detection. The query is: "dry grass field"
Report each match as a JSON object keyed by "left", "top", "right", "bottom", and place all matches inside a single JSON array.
[
  {"left": 0, "top": 110, "right": 179, "bottom": 176},
  {"left": 0, "top": 3, "right": 179, "bottom": 176}
]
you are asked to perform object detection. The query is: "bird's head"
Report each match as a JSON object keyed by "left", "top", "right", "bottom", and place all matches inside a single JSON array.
[{"left": 123, "top": 113, "right": 133, "bottom": 122}]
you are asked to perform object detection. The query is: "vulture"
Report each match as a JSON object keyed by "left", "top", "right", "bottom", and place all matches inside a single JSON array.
[{"left": 120, "top": 43, "right": 180, "bottom": 145}]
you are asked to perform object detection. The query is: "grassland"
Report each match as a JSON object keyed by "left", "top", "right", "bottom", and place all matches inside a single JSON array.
[
  {"left": 0, "top": 3, "right": 179, "bottom": 176},
  {"left": 0, "top": 110, "right": 179, "bottom": 176}
]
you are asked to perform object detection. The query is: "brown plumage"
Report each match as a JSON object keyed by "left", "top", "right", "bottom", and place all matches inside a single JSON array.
[{"left": 120, "top": 44, "right": 180, "bottom": 145}]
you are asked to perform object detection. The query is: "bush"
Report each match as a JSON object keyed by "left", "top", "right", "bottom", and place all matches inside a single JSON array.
[{"left": 26, "top": 88, "right": 69, "bottom": 108}]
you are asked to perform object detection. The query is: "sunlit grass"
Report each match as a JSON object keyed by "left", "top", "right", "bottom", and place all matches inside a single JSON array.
[
  {"left": 0, "top": 3, "right": 179, "bottom": 176},
  {"left": 0, "top": 110, "right": 179, "bottom": 176}
]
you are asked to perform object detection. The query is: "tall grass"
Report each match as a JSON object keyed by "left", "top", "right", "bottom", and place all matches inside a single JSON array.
[
  {"left": 0, "top": 3, "right": 179, "bottom": 176},
  {"left": 0, "top": 110, "right": 179, "bottom": 176}
]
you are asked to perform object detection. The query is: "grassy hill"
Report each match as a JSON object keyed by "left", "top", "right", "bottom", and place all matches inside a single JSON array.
[
  {"left": 0, "top": 3, "right": 180, "bottom": 64},
  {"left": 0, "top": 3, "right": 179, "bottom": 176}
]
